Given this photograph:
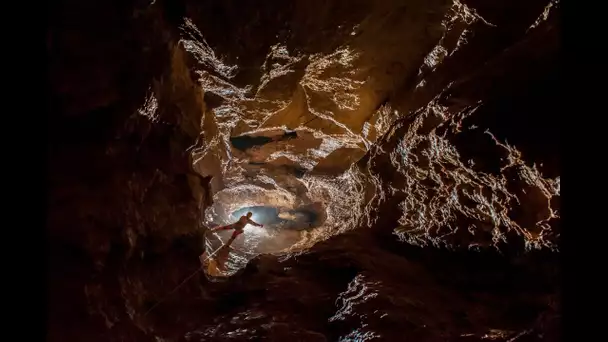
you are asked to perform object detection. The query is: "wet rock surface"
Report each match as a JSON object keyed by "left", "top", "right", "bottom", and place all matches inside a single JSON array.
[{"left": 47, "top": 0, "right": 560, "bottom": 341}]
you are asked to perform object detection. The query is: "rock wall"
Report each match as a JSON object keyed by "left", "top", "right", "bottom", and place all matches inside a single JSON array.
[
  {"left": 358, "top": 0, "right": 560, "bottom": 252},
  {"left": 48, "top": 1, "right": 211, "bottom": 340}
]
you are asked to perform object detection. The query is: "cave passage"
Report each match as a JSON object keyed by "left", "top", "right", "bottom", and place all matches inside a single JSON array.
[
  {"left": 203, "top": 203, "right": 327, "bottom": 278},
  {"left": 231, "top": 205, "right": 321, "bottom": 231}
]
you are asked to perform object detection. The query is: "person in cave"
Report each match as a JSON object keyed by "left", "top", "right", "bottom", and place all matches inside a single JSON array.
[
  {"left": 210, "top": 211, "right": 264, "bottom": 240},
  {"left": 199, "top": 212, "right": 263, "bottom": 271}
]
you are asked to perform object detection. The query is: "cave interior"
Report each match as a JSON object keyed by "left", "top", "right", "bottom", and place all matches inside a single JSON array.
[{"left": 47, "top": 0, "right": 561, "bottom": 341}]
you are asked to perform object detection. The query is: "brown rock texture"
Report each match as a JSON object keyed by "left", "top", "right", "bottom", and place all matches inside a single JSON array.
[{"left": 47, "top": 0, "right": 560, "bottom": 341}]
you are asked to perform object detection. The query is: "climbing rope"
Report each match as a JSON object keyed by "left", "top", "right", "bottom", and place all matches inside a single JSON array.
[
  {"left": 143, "top": 243, "right": 225, "bottom": 317},
  {"left": 143, "top": 233, "right": 260, "bottom": 317}
]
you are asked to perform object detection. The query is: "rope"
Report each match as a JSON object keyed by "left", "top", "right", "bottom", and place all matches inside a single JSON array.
[
  {"left": 302, "top": 115, "right": 319, "bottom": 127},
  {"left": 143, "top": 229, "right": 261, "bottom": 316},
  {"left": 211, "top": 232, "right": 259, "bottom": 256},
  {"left": 143, "top": 243, "right": 225, "bottom": 317}
]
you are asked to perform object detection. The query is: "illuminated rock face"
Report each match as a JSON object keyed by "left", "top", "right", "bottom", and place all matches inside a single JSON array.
[
  {"left": 357, "top": 0, "right": 560, "bottom": 253},
  {"left": 191, "top": 0, "right": 559, "bottom": 260},
  {"left": 47, "top": 0, "right": 560, "bottom": 341}
]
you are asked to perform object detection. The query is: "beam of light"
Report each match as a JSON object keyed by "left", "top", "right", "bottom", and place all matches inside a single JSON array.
[
  {"left": 244, "top": 209, "right": 270, "bottom": 238},
  {"left": 249, "top": 210, "right": 264, "bottom": 224},
  {"left": 244, "top": 225, "right": 268, "bottom": 239},
  {"left": 226, "top": 207, "right": 272, "bottom": 241}
]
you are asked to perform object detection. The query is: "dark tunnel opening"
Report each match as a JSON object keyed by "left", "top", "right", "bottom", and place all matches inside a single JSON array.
[
  {"left": 230, "top": 130, "right": 298, "bottom": 151},
  {"left": 451, "top": 53, "right": 559, "bottom": 178}
]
